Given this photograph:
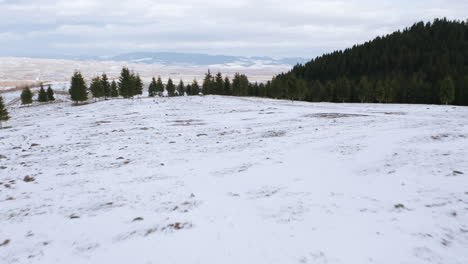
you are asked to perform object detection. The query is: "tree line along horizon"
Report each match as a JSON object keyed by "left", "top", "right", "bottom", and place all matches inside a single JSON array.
[
  {"left": 37, "top": 18, "right": 468, "bottom": 106},
  {"left": 1, "top": 17, "right": 468, "bottom": 126}
]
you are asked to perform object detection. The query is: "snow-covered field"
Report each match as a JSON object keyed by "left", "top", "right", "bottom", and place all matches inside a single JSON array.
[
  {"left": 1, "top": 94, "right": 468, "bottom": 264},
  {"left": 0, "top": 57, "right": 288, "bottom": 88}
]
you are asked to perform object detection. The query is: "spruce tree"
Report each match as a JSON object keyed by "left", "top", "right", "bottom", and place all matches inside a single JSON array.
[
  {"left": 69, "top": 71, "right": 88, "bottom": 103},
  {"left": 110, "top": 80, "right": 119, "bottom": 97},
  {"left": 118, "top": 67, "right": 133, "bottom": 98},
  {"left": 37, "top": 85, "right": 48, "bottom": 102},
  {"left": 166, "top": 78, "right": 176, "bottom": 97},
  {"left": 46, "top": 85, "right": 55, "bottom": 101},
  {"left": 232, "top": 73, "right": 249, "bottom": 96},
  {"left": 357, "top": 76, "right": 370, "bottom": 103},
  {"left": 223, "top": 77, "right": 231, "bottom": 95},
  {"left": 177, "top": 80, "right": 185, "bottom": 96},
  {"left": 375, "top": 80, "right": 386, "bottom": 103},
  {"left": 90, "top": 76, "right": 105, "bottom": 100},
  {"left": 101, "top": 73, "right": 111, "bottom": 99},
  {"left": 21, "top": 87, "right": 33, "bottom": 105},
  {"left": 186, "top": 84, "right": 192, "bottom": 96},
  {"left": 148, "top": 77, "right": 157, "bottom": 97},
  {"left": 440, "top": 76, "right": 455, "bottom": 105},
  {"left": 0, "top": 96, "right": 9, "bottom": 128},
  {"left": 214, "top": 72, "right": 224, "bottom": 95},
  {"left": 134, "top": 74, "right": 143, "bottom": 97},
  {"left": 191, "top": 79, "right": 200, "bottom": 95},
  {"left": 202, "top": 70, "right": 214, "bottom": 95},
  {"left": 155, "top": 76, "right": 164, "bottom": 96}
]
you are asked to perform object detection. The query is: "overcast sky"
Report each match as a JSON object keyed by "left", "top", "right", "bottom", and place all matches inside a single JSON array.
[{"left": 0, "top": 0, "right": 466, "bottom": 58}]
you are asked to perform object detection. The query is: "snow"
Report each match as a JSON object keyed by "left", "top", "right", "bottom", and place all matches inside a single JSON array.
[{"left": 1, "top": 94, "right": 467, "bottom": 264}]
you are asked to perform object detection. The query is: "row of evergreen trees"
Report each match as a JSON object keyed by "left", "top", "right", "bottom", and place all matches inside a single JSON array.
[
  {"left": 20, "top": 84, "right": 55, "bottom": 105},
  {"left": 68, "top": 67, "right": 253, "bottom": 103},
  {"left": 265, "top": 19, "right": 468, "bottom": 105}
]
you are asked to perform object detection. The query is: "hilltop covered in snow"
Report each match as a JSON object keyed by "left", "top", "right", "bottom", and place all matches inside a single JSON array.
[{"left": 0, "top": 93, "right": 467, "bottom": 264}]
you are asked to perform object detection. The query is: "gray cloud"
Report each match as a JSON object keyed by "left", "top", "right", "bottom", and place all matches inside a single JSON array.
[{"left": 0, "top": 0, "right": 467, "bottom": 58}]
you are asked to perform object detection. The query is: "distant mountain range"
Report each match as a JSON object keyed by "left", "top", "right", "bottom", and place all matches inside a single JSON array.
[{"left": 33, "top": 52, "right": 309, "bottom": 67}]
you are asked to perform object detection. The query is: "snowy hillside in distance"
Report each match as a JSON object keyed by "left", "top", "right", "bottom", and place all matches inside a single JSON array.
[
  {"left": 31, "top": 52, "right": 309, "bottom": 67},
  {"left": 1, "top": 94, "right": 468, "bottom": 264}
]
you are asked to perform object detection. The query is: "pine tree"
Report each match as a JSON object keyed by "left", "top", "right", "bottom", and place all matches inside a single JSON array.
[
  {"left": 223, "top": 77, "right": 231, "bottom": 95},
  {"left": 166, "top": 78, "right": 176, "bottom": 97},
  {"left": 357, "top": 76, "right": 371, "bottom": 103},
  {"left": 440, "top": 76, "right": 455, "bottom": 105},
  {"left": 186, "top": 84, "right": 192, "bottom": 96},
  {"left": 110, "top": 80, "right": 119, "bottom": 97},
  {"left": 232, "top": 73, "right": 249, "bottom": 96},
  {"left": 214, "top": 72, "right": 224, "bottom": 95},
  {"left": 202, "top": 70, "right": 214, "bottom": 95},
  {"left": 335, "top": 76, "right": 351, "bottom": 102},
  {"left": 375, "top": 80, "right": 386, "bottom": 103},
  {"left": 118, "top": 67, "right": 133, "bottom": 98},
  {"left": 46, "top": 85, "right": 55, "bottom": 101},
  {"left": 155, "top": 76, "right": 164, "bottom": 96},
  {"left": 37, "top": 85, "right": 48, "bottom": 102},
  {"left": 20, "top": 87, "right": 33, "bottom": 105},
  {"left": 0, "top": 96, "right": 9, "bottom": 128},
  {"left": 90, "top": 76, "right": 105, "bottom": 100},
  {"left": 69, "top": 71, "right": 88, "bottom": 103},
  {"left": 191, "top": 79, "right": 200, "bottom": 95},
  {"left": 177, "top": 80, "right": 185, "bottom": 96},
  {"left": 101, "top": 73, "right": 111, "bottom": 99},
  {"left": 134, "top": 74, "right": 143, "bottom": 97},
  {"left": 148, "top": 77, "right": 157, "bottom": 97}
]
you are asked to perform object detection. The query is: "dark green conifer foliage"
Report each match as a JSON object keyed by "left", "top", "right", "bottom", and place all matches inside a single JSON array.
[
  {"left": 166, "top": 78, "right": 176, "bottom": 97},
  {"left": 21, "top": 87, "right": 33, "bottom": 105},
  {"left": 177, "top": 80, "right": 185, "bottom": 96},
  {"left": 90, "top": 76, "right": 105, "bottom": 100},
  {"left": 101, "top": 74, "right": 111, "bottom": 99},
  {"left": 440, "top": 76, "right": 455, "bottom": 105},
  {"left": 202, "top": 70, "right": 214, "bottom": 95},
  {"left": 46, "top": 85, "right": 55, "bottom": 101},
  {"left": 186, "top": 84, "right": 192, "bottom": 96},
  {"left": 232, "top": 73, "right": 249, "bottom": 96},
  {"left": 37, "top": 85, "right": 48, "bottom": 102},
  {"left": 191, "top": 79, "right": 200, "bottom": 95},
  {"left": 148, "top": 77, "right": 157, "bottom": 97},
  {"left": 69, "top": 71, "right": 88, "bottom": 103},
  {"left": 357, "top": 76, "right": 371, "bottom": 103},
  {"left": 223, "top": 77, "right": 231, "bottom": 95},
  {"left": 214, "top": 72, "right": 224, "bottom": 95},
  {"left": 110, "top": 80, "right": 119, "bottom": 97},
  {"left": 375, "top": 80, "right": 386, "bottom": 103},
  {"left": 134, "top": 74, "right": 143, "bottom": 96},
  {"left": 265, "top": 19, "right": 468, "bottom": 105},
  {"left": 155, "top": 77, "right": 164, "bottom": 96},
  {"left": 0, "top": 96, "right": 9, "bottom": 128},
  {"left": 118, "top": 67, "right": 133, "bottom": 98},
  {"left": 335, "top": 77, "right": 351, "bottom": 102}
]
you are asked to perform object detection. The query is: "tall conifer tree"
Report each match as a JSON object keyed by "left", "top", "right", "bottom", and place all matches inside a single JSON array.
[
  {"left": 101, "top": 73, "right": 111, "bottom": 99},
  {"left": 166, "top": 78, "right": 176, "bottom": 97},
  {"left": 37, "top": 84, "right": 48, "bottom": 102},
  {"left": 69, "top": 71, "right": 88, "bottom": 103},
  {"left": 118, "top": 67, "right": 133, "bottom": 98},
  {"left": 191, "top": 79, "right": 200, "bottom": 95},
  {"left": 0, "top": 96, "right": 9, "bottom": 128},
  {"left": 155, "top": 77, "right": 164, "bottom": 96},
  {"left": 46, "top": 85, "right": 55, "bottom": 101},
  {"left": 148, "top": 77, "right": 157, "bottom": 97},
  {"left": 21, "top": 87, "right": 33, "bottom": 105},
  {"left": 110, "top": 80, "right": 119, "bottom": 97},
  {"left": 177, "top": 80, "right": 185, "bottom": 96}
]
